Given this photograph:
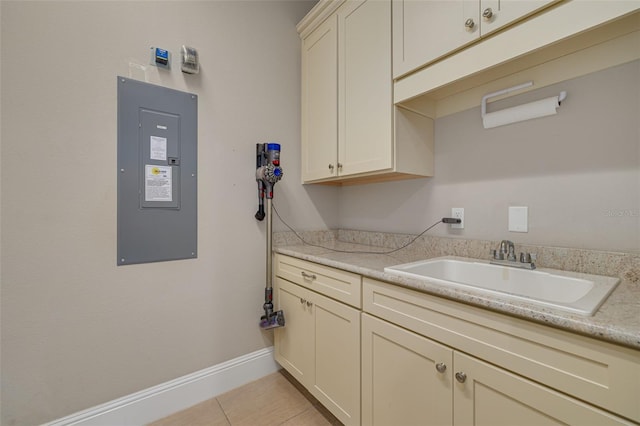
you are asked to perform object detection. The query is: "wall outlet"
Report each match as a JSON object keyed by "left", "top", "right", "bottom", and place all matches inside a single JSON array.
[{"left": 451, "top": 208, "right": 464, "bottom": 229}]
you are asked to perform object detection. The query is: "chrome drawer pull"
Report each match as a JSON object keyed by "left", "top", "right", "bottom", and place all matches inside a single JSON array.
[
  {"left": 435, "top": 363, "right": 447, "bottom": 373},
  {"left": 301, "top": 271, "right": 317, "bottom": 280}
]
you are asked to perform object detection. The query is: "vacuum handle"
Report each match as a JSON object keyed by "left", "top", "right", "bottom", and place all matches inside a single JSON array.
[{"left": 255, "top": 144, "right": 266, "bottom": 220}]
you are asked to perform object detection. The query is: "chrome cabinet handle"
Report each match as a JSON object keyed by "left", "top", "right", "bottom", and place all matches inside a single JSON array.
[
  {"left": 306, "top": 301, "right": 313, "bottom": 307},
  {"left": 435, "top": 363, "right": 447, "bottom": 373},
  {"left": 328, "top": 164, "right": 334, "bottom": 172},
  {"left": 464, "top": 18, "right": 475, "bottom": 29},
  {"left": 300, "top": 298, "right": 305, "bottom": 304},
  {"left": 482, "top": 7, "right": 493, "bottom": 21},
  {"left": 301, "top": 271, "right": 316, "bottom": 280},
  {"left": 455, "top": 372, "right": 467, "bottom": 383}
]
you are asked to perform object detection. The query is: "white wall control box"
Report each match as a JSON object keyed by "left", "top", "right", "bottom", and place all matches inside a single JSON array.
[
  {"left": 181, "top": 45, "right": 199, "bottom": 74},
  {"left": 509, "top": 206, "right": 528, "bottom": 232}
]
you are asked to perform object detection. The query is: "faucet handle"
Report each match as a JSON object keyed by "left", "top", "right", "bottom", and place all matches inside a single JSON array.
[
  {"left": 519, "top": 252, "right": 537, "bottom": 264},
  {"left": 490, "top": 249, "right": 505, "bottom": 260}
]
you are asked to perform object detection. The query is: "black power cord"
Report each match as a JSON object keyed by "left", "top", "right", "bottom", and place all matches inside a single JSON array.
[{"left": 272, "top": 204, "right": 460, "bottom": 255}]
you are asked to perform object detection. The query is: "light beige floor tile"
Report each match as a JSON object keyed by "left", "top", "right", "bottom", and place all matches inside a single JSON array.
[
  {"left": 216, "top": 372, "right": 312, "bottom": 426},
  {"left": 148, "top": 398, "right": 230, "bottom": 426},
  {"left": 281, "top": 407, "right": 334, "bottom": 426}
]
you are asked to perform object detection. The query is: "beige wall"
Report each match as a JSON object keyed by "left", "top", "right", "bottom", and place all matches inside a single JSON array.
[
  {"left": 0, "top": 1, "right": 334, "bottom": 425},
  {"left": 339, "top": 61, "right": 640, "bottom": 253}
]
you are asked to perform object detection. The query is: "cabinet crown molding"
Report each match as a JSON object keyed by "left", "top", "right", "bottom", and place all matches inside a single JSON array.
[{"left": 297, "top": 0, "right": 346, "bottom": 39}]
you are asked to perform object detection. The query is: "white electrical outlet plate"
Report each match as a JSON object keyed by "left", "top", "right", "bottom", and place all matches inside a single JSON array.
[
  {"left": 451, "top": 208, "right": 464, "bottom": 229},
  {"left": 509, "top": 206, "right": 528, "bottom": 232}
]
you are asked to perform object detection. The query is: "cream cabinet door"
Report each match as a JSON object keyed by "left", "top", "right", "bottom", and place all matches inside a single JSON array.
[
  {"left": 393, "top": 0, "right": 480, "bottom": 78},
  {"left": 338, "top": 0, "right": 394, "bottom": 177},
  {"left": 312, "top": 291, "right": 361, "bottom": 426},
  {"left": 453, "top": 352, "right": 633, "bottom": 426},
  {"left": 392, "top": 0, "right": 558, "bottom": 78},
  {"left": 274, "top": 278, "right": 314, "bottom": 387},
  {"left": 362, "top": 313, "right": 453, "bottom": 426},
  {"left": 275, "top": 276, "right": 361, "bottom": 425},
  {"left": 301, "top": 14, "right": 338, "bottom": 182},
  {"left": 480, "top": 0, "right": 557, "bottom": 36}
]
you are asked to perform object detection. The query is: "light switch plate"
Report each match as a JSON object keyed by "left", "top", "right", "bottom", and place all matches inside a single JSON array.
[{"left": 509, "top": 206, "right": 528, "bottom": 232}]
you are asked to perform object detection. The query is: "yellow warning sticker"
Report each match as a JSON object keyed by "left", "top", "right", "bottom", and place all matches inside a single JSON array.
[{"left": 145, "top": 164, "right": 172, "bottom": 202}]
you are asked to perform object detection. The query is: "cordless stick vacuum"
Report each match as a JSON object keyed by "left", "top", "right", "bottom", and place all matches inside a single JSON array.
[{"left": 255, "top": 143, "right": 285, "bottom": 330}]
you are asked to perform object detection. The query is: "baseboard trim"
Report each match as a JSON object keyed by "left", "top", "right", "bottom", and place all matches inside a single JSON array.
[{"left": 45, "top": 347, "right": 280, "bottom": 426}]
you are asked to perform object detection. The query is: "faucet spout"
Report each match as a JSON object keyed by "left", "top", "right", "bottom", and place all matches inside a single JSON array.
[{"left": 499, "top": 240, "right": 514, "bottom": 257}]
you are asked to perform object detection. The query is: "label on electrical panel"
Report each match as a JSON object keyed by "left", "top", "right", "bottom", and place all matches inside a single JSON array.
[
  {"left": 150, "top": 136, "right": 167, "bottom": 161},
  {"left": 145, "top": 165, "right": 172, "bottom": 202}
]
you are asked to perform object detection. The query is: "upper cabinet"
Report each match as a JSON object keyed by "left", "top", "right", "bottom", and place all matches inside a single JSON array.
[
  {"left": 393, "top": 0, "right": 558, "bottom": 79},
  {"left": 299, "top": 0, "right": 639, "bottom": 185},
  {"left": 301, "top": 14, "right": 339, "bottom": 182},
  {"left": 299, "top": 0, "right": 434, "bottom": 185},
  {"left": 394, "top": 1, "right": 640, "bottom": 112},
  {"left": 480, "top": 0, "right": 559, "bottom": 34},
  {"left": 338, "top": 0, "right": 394, "bottom": 178},
  {"left": 393, "top": 0, "right": 480, "bottom": 79}
]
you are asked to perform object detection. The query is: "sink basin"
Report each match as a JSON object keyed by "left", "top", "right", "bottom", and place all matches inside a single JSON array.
[{"left": 384, "top": 257, "right": 620, "bottom": 316}]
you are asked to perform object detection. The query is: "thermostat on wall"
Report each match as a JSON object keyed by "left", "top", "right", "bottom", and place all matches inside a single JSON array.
[
  {"left": 181, "top": 45, "right": 199, "bottom": 74},
  {"left": 150, "top": 47, "right": 171, "bottom": 69}
]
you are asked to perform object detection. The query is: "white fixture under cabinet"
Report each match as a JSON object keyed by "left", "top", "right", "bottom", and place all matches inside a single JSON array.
[{"left": 299, "top": 0, "right": 433, "bottom": 185}]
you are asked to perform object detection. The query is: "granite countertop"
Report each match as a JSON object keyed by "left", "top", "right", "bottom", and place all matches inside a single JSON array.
[{"left": 274, "top": 238, "right": 640, "bottom": 351}]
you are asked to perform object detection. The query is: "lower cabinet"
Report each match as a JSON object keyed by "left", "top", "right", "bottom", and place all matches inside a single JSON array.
[
  {"left": 274, "top": 277, "right": 361, "bottom": 426},
  {"left": 274, "top": 255, "right": 639, "bottom": 425},
  {"left": 362, "top": 312, "right": 633, "bottom": 426},
  {"left": 453, "top": 351, "right": 631, "bottom": 426},
  {"left": 361, "top": 313, "right": 453, "bottom": 425}
]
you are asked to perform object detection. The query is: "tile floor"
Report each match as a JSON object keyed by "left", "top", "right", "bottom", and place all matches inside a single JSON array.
[{"left": 148, "top": 370, "right": 342, "bottom": 426}]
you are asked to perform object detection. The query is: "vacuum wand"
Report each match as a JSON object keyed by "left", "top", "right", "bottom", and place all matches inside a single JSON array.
[{"left": 255, "top": 143, "right": 285, "bottom": 330}]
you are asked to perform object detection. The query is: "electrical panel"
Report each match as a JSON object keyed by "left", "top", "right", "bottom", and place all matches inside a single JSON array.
[{"left": 117, "top": 77, "right": 197, "bottom": 265}]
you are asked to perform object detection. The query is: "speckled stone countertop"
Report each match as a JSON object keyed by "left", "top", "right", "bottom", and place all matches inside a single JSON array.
[{"left": 273, "top": 230, "right": 640, "bottom": 350}]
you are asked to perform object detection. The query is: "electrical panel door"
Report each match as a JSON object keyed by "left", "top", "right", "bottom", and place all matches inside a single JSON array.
[{"left": 117, "top": 77, "right": 197, "bottom": 265}]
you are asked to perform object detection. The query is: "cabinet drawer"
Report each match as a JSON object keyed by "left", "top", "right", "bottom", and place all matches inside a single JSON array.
[
  {"left": 275, "top": 254, "right": 362, "bottom": 308},
  {"left": 363, "top": 278, "right": 640, "bottom": 423}
]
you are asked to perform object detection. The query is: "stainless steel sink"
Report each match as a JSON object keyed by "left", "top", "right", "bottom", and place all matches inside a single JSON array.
[{"left": 384, "top": 256, "right": 620, "bottom": 316}]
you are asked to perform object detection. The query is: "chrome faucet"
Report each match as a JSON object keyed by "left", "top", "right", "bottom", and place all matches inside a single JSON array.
[
  {"left": 491, "top": 240, "right": 536, "bottom": 270},
  {"left": 498, "top": 240, "right": 515, "bottom": 260}
]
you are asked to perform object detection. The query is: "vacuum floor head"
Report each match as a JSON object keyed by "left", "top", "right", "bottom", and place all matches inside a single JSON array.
[{"left": 260, "top": 310, "right": 285, "bottom": 330}]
